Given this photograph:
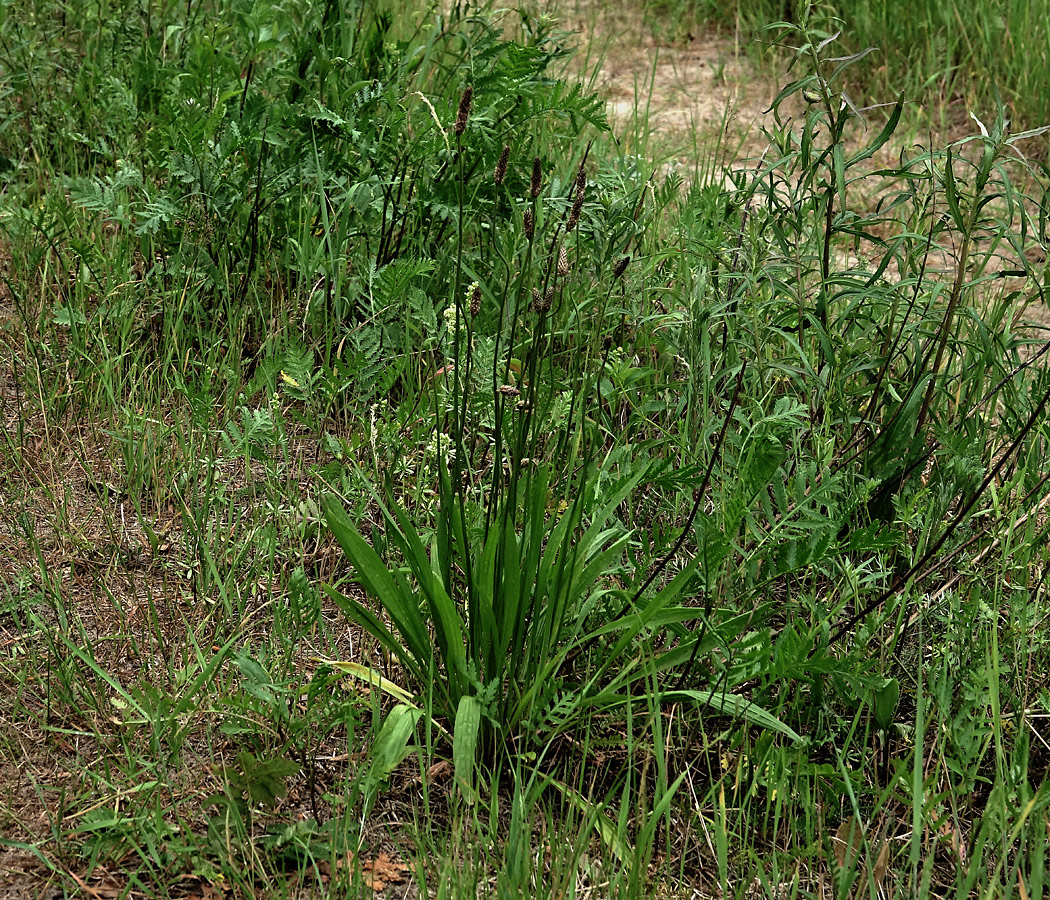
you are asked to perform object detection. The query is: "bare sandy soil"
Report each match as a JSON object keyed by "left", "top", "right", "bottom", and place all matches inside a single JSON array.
[{"left": 561, "top": 0, "right": 783, "bottom": 167}]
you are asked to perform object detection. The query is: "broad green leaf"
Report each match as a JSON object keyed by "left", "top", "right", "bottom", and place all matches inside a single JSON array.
[
  {"left": 872, "top": 677, "right": 899, "bottom": 731},
  {"left": 598, "top": 560, "right": 698, "bottom": 668},
  {"left": 474, "top": 525, "right": 500, "bottom": 667},
  {"left": 694, "top": 513, "right": 731, "bottom": 590},
  {"left": 848, "top": 92, "right": 903, "bottom": 166},
  {"left": 363, "top": 704, "right": 423, "bottom": 814},
  {"left": 315, "top": 657, "right": 418, "bottom": 708},
  {"left": 943, "top": 148, "right": 964, "bottom": 230},
  {"left": 235, "top": 751, "right": 299, "bottom": 808},
  {"left": 426, "top": 577, "right": 469, "bottom": 701},
  {"left": 321, "top": 585, "right": 425, "bottom": 687},
  {"left": 453, "top": 696, "right": 482, "bottom": 804},
  {"left": 579, "top": 467, "right": 647, "bottom": 552},
  {"left": 322, "top": 494, "right": 431, "bottom": 664}
]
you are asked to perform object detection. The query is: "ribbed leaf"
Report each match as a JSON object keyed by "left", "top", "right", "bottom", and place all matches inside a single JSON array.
[
  {"left": 317, "top": 658, "right": 418, "bottom": 707},
  {"left": 453, "top": 695, "right": 482, "bottom": 804},
  {"left": 322, "top": 494, "right": 431, "bottom": 664},
  {"left": 321, "top": 585, "right": 425, "bottom": 687}
]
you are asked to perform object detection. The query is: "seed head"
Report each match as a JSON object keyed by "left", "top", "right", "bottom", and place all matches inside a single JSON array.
[
  {"left": 530, "top": 156, "right": 542, "bottom": 198},
  {"left": 574, "top": 162, "right": 587, "bottom": 197},
  {"left": 494, "top": 144, "right": 510, "bottom": 185},
  {"left": 469, "top": 281, "right": 482, "bottom": 316},
  {"left": 557, "top": 246, "right": 570, "bottom": 276},
  {"left": 454, "top": 86, "right": 472, "bottom": 137},
  {"left": 523, "top": 208, "right": 534, "bottom": 240},
  {"left": 566, "top": 188, "right": 584, "bottom": 233},
  {"left": 613, "top": 255, "right": 631, "bottom": 279},
  {"left": 531, "top": 286, "right": 553, "bottom": 313}
]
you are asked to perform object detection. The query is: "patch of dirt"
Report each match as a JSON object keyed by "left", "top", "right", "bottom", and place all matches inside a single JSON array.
[{"left": 560, "top": 1, "right": 784, "bottom": 166}]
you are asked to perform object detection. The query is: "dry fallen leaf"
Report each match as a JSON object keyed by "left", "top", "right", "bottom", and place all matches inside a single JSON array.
[
  {"left": 832, "top": 819, "right": 890, "bottom": 889},
  {"left": 938, "top": 818, "right": 968, "bottom": 865},
  {"left": 872, "top": 839, "right": 890, "bottom": 886},
  {"left": 68, "top": 871, "right": 125, "bottom": 900},
  {"left": 833, "top": 819, "right": 863, "bottom": 869},
  {"left": 427, "top": 759, "right": 452, "bottom": 782},
  {"left": 362, "top": 852, "right": 410, "bottom": 892}
]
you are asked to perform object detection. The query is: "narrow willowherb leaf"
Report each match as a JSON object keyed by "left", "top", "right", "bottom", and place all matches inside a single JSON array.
[
  {"left": 454, "top": 85, "right": 472, "bottom": 137},
  {"left": 494, "top": 144, "right": 510, "bottom": 185}
]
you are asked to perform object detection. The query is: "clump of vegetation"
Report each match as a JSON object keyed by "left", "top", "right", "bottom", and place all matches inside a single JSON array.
[{"left": 1, "top": 0, "right": 1049, "bottom": 897}]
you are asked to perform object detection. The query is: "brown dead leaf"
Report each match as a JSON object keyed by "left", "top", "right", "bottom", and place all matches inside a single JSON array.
[
  {"left": 938, "top": 818, "right": 968, "bottom": 865},
  {"left": 426, "top": 759, "right": 452, "bottom": 782},
  {"left": 872, "top": 839, "right": 890, "bottom": 886},
  {"left": 362, "top": 853, "right": 410, "bottom": 892},
  {"left": 68, "top": 871, "right": 125, "bottom": 900},
  {"left": 337, "top": 851, "right": 411, "bottom": 892},
  {"left": 833, "top": 820, "right": 863, "bottom": 869},
  {"left": 832, "top": 820, "right": 890, "bottom": 888}
]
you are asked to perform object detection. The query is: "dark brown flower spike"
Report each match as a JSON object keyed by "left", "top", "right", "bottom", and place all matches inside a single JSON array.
[
  {"left": 494, "top": 144, "right": 510, "bottom": 185},
  {"left": 454, "top": 86, "right": 472, "bottom": 137}
]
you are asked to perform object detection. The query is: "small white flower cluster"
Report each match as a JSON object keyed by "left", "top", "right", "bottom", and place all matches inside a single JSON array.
[
  {"left": 442, "top": 303, "right": 460, "bottom": 336},
  {"left": 425, "top": 430, "right": 456, "bottom": 464}
]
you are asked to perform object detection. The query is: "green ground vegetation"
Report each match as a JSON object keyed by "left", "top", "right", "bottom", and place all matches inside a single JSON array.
[{"left": 1, "top": 0, "right": 1050, "bottom": 897}]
